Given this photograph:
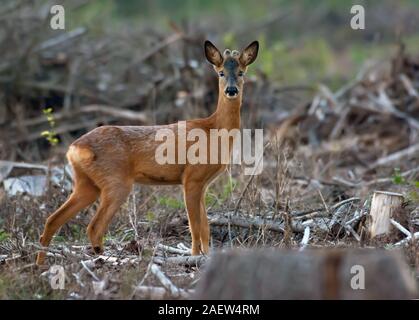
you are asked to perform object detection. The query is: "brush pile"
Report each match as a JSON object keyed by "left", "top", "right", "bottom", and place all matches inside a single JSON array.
[
  {"left": 0, "top": 1, "right": 418, "bottom": 300},
  {"left": 0, "top": 1, "right": 294, "bottom": 162},
  {"left": 220, "top": 43, "right": 419, "bottom": 251},
  {"left": 290, "top": 43, "right": 419, "bottom": 181}
]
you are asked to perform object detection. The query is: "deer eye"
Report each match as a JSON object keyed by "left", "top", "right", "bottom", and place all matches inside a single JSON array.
[
  {"left": 238, "top": 71, "right": 244, "bottom": 77},
  {"left": 219, "top": 71, "right": 224, "bottom": 77}
]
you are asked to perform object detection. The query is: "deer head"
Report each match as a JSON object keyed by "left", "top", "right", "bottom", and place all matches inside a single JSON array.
[{"left": 204, "top": 40, "right": 259, "bottom": 100}]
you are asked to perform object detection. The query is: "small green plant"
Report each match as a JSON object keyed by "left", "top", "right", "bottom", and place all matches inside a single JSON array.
[
  {"left": 41, "top": 107, "right": 59, "bottom": 146},
  {"left": 222, "top": 177, "right": 237, "bottom": 200},
  {"left": 146, "top": 211, "right": 155, "bottom": 223},
  {"left": 156, "top": 196, "right": 184, "bottom": 209},
  {"left": 205, "top": 192, "right": 218, "bottom": 207},
  {"left": 0, "top": 229, "right": 10, "bottom": 242},
  {"left": 391, "top": 168, "right": 419, "bottom": 203},
  {"left": 408, "top": 190, "right": 419, "bottom": 203},
  {"left": 205, "top": 177, "right": 238, "bottom": 207},
  {"left": 392, "top": 168, "right": 406, "bottom": 185}
]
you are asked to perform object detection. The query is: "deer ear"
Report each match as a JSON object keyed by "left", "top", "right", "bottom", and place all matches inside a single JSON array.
[
  {"left": 239, "top": 41, "right": 259, "bottom": 66},
  {"left": 204, "top": 40, "right": 223, "bottom": 67}
]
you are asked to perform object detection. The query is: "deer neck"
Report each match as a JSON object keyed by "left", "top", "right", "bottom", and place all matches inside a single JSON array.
[{"left": 212, "top": 94, "right": 242, "bottom": 130}]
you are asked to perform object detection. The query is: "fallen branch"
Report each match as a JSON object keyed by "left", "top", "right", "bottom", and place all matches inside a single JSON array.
[
  {"left": 299, "top": 226, "right": 310, "bottom": 251},
  {"left": 135, "top": 285, "right": 191, "bottom": 299},
  {"left": 154, "top": 255, "right": 207, "bottom": 267},
  {"left": 394, "top": 232, "right": 419, "bottom": 247},
  {"left": 209, "top": 212, "right": 284, "bottom": 233},
  {"left": 130, "top": 32, "right": 183, "bottom": 66},
  {"left": 80, "top": 260, "right": 100, "bottom": 282},
  {"left": 400, "top": 74, "right": 419, "bottom": 98},
  {"left": 150, "top": 263, "right": 182, "bottom": 297},
  {"left": 0, "top": 160, "right": 48, "bottom": 182},
  {"left": 32, "top": 244, "right": 88, "bottom": 261},
  {"left": 369, "top": 143, "right": 419, "bottom": 169},
  {"left": 345, "top": 225, "right": 361, "bottom": 241},
  {"left": 333, "top": 167, "right": 419, "bottom": 188},
  {"left": 10, "top": 104, "right": 148, "bottom": 129},
  {"left": 82, "top": 255, "right": 138, "bottom": 267},
  {"left": 390, "top": 219, "right": 412, "bottom": 237},
  {"left": 157, "top": 244, "right": 190, "bottom": 255},
  {"left": 35, "top": 27, "right": 87, "bottom": 52}
]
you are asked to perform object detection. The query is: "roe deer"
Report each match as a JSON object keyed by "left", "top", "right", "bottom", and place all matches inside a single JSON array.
[{"left": 36, "top": 40, "right": 259, "bottom": 265}]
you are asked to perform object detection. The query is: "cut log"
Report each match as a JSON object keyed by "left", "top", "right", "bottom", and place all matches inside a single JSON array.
[
  {"left": 194, "top": 249, "right": 417, "bottom": 299},
  {"left": 369, "top": 191, "right": 404, "bottom": 238}
]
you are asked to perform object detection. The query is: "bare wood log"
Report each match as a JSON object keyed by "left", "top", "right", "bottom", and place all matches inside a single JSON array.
[
  {"left": 209, "top": 212, "right": 284, "bottom": 233},
  {"left": 0, "top": 160, "right": 48, "bottom": 182},
  {"left": 394, "top": 232, "right": 419, "bottom": 246},
  {"left": 209, "top": 211, "right": 322, "bottom": 234},
  {"left": 32, "top": 243, "right": 89, "bottom": 261},
  {"left": 390, "top": 219, "right": 411, "bottom": 237},
  {"left": 369, "top": 191, "right": 404, "bottom": 238},
  {"left": 150, "top": 263, "right": 182, "bottom": 297},
  {"left": 194, "top": 249, "right": 417, "bottom": 299},
  {"left": 157, "top": 244, "right": 190, "bottom": 255},
  {"left": 82, "top": 255, "right": 138, "bottom": 267},
  {"left": 135, "top": 285, "right": 192, "bottom": 299},
  {"left": 154, "top": 255, "right": 207, "bottom": 267},
  {"left": 177, "top": 243, "right": 190, "bottom": 251}
]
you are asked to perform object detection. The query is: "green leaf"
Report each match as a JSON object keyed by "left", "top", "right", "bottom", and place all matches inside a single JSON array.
[
  {"left": 146, "top": 211, "right": 155, "bottom": 222},
  {"left": 392, "top": 168, "right": 406, "bottom": 185},
  {"left": 0, "top": 230, "right": 10, "bottom": 242}
]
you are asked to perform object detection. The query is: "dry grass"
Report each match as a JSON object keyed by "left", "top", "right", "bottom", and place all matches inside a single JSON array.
[{"left": 1, "top": 142, "right": 418, "bottom": 299}]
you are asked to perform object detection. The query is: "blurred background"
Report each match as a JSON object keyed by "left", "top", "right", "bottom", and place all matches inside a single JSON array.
[
  {"left": 1, "top": 0, "right": 419, "bottom": 161},
  {"left": 0, "top": 0, "right": 418, "bottom": 299}
]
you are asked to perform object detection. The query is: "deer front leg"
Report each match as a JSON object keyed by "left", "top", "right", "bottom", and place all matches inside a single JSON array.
[
  {"left": 183, "top": 181, "right": 204, "bottom": 255},
  {"left": 200, "top": 193, "right": 210, "bottom": 255}
]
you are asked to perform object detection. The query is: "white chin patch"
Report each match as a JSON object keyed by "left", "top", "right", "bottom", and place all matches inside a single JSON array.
[{"left": 225, "top": 93, "right": 238, "bottom": 99}]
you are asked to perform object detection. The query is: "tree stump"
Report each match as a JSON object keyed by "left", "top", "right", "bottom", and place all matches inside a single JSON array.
[
  {"left": 369, "top": 191, "right": 404, "bottom": 238},
  {"left": 194, "top": 249, "right": 417, "bottom": 299}
]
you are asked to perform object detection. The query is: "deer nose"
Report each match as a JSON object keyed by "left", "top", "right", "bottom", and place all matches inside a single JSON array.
[{"left": 225, "top": 86, "right": 238, "bottom": 97}]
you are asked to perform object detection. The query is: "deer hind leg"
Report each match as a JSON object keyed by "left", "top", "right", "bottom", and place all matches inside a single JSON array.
[
  {"left": 36, "top": 170, "right": 99, "bottom": 265},
  {"left": 183, "top": 181, "right": 205, "bottom": 255},
  {"left": 87, "top": 182, "right": 132, "bottom": 254},
  {"left": 200, "top": 192, "right": 210, "bottom": 255}
]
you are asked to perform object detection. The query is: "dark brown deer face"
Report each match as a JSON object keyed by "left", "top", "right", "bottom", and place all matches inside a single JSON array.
[{"left": 204, "top": 40, "right": 259, "bottom": 100}]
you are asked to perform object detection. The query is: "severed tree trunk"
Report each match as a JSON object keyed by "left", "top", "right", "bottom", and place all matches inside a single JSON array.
[
  {"left": 194, "top": 249, "right": 417, "bottom": 299},
  {"left": 369, "top": 191, "right": 404, "bottom": 238}
]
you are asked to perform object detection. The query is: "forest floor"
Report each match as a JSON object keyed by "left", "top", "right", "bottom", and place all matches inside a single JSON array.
[{"left": 0, "top": 1, "right": 418, "bottom": 300}]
